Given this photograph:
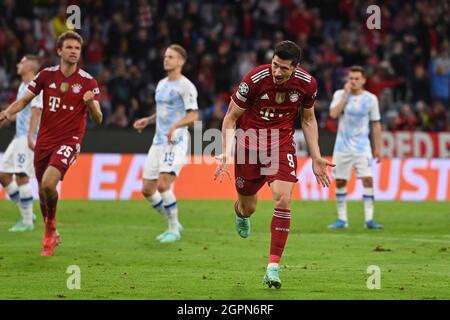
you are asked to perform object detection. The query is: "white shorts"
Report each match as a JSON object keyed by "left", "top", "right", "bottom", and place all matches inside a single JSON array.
[
  {"left": 332, "top": 152, "right": 373, "bottom": 180},
  {"left": 0, "top": 137, "right": 35, "bottom": 177},
  {"left": 143, "top": 143, "right": 188, "bottom": 180}
]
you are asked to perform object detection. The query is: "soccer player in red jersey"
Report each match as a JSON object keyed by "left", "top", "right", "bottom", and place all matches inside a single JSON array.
[
  {"left": 0, "top": 31, "right": 103, "bottom": 256},
  {"left": 214, "top": 41, "right": 335, "bottom": 288}
]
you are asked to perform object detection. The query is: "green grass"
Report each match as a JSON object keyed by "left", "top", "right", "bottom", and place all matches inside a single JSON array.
[{"left": 0, "top": 200, "right": 449, "bottom": 300}]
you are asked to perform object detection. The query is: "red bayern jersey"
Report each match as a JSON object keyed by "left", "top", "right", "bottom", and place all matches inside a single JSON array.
[
  {"left": 27, "top": 65, "right": 100, "bottom": 150},
  {"left": 231, "top": 64, "right": 317, "bottom": 151}
]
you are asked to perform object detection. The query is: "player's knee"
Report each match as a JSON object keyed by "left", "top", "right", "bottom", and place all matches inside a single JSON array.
[
  {"left": 40, "top": 181, "right": 56, "bottom": 197},
  {"left": 362, "top": 177, "right": 373, "bottom": 188},
  {"left": 156, "top": 182, "right": 170, "bottom": 193},
  {"left": 336, "top": 179, "right": 347, "bottom": 188},
  {"left": 274, "top": 193, "right": 291, "bottom": 209},
  {"left": 142, "top": 186, "right": 156, "bottom": 198},
  {"left": 0, "top": 172, "right": 11, "bottom": 186},
  {"left": 16, "top": 175, "right": 29, "bottom": 186}
]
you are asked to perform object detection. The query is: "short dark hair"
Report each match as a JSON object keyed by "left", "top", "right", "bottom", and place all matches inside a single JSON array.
[
  {"left": 273, "top": 41, "right": 301, "bottom": 66},
  {"left": 56, "top": 31, "right": 83, "bottom": 49},
  {"left": 349, "top": 65, "right": 365, "bottom": 77}
]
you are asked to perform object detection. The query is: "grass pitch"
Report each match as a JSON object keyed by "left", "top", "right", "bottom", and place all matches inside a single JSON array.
[{"left": 0, "top": 200, "right": 449, "bottom": 300}]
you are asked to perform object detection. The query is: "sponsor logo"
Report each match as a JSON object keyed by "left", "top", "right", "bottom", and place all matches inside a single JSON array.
[
  {"left": 49, "top": 82, "right": 57, "bottom": 89},
  {"left": 61, "top": 158, "right": 68, "bottom": 165},
  {"left": 260, "top": 93, "right": 269, "bottom": 100},
  {"left": 238, "top": 82, "right": 249, "bottom": 95}
]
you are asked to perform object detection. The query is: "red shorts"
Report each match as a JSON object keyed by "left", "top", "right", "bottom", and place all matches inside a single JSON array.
[
  {"left": 234, "top": 147, "right": 298, "bottom": 196},
  {"left": 34, "top": 143, "right": 80, "bottom": 183}
]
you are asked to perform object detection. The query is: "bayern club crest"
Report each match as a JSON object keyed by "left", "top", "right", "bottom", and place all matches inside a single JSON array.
[
  {"left": 236, "top": 177, "right": 245, "bottom": 189},
  {"left": 289, "top": 91, "right": 300, "bottom": 102},
  {"left": 72, "top": 83, "right": 82, "bottom": 94},
  {"left": 238, "top": 82, "right": 249, "bottom": 95}
]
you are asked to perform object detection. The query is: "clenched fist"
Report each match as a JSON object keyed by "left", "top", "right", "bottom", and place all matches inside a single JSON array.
[{"left": 83, "top": 91, "right": 95, "bottom": 105}]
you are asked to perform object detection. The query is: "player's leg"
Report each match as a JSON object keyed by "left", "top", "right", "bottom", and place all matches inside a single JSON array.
[
  {"left": 263, "top": 179, "right": 295, "bottom": 289},
  {"left": 0, "top": 172, "right": 19, "bottom": 204},
  {"left": 156, "top": 172, "right": 182, "bottom": 243},
  {"left": 8, "top": 174, "right": 34, "bottom": 232},
  {"left": 234, "top": 192, "right": 257, "bottom": 238},
  {"left": 39, "top": 166, "right": 62, "bottom": 256},
  {"left": 142, "top": 178, "right": 165, "bottom": 215},
  {"left": 328, "top": 153, "right": 352, "bottom": 228},
  {"left": 361, "top": 176, "right": 383, "bottom": 229},
  {"left": 356, "top": 156, "right": 383, "bottom": 229}
]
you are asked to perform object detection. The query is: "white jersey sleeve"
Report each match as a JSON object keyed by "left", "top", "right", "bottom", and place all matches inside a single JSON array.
[
  {"left": 330, "top": 89, "right": 345, "bottom": 110},
  {"left": 369, "top": 93, "right": 381, "bottom": 121},
  {"left": 181, "top": 79, "right": 198, "bottom": 111},
  {"left": 30, "top": 92, "right": 43, "bottom": 109}
]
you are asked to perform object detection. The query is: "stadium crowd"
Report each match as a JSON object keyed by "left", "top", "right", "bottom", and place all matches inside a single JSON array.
[{"left": 0, "top": 0, "right": 449, "bottom": 132}]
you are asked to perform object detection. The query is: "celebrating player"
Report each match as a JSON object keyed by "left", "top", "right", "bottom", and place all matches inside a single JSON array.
[
  {"left": 0, "top": 31, "right": 103, "bottom": 256},
  {"left": 133, "top": 44, "right": 199, "bottom": 243},
  {"left": 214, "top": 41, "right": 334, "bottom": 288},
  {"left": 0, "top": 55, "right": 42, "bottom": 232},
  {"left": 327, "top": 66, "right": 383, "bottom": 229}
]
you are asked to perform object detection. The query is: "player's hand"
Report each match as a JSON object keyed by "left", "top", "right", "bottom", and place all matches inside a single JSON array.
[
  {"left": 133, "top": 118, "right": 149, "bottom": 133},
  {"left": 27, "top": 135, "right": 36, "bottom": 151},
  {"left": 214, "top": 154, "right": 231, "bottom": 182},
  {"left": 344, "top": 81, "right": 352, "bottom": 94},
  {"left": 0, "top": 110, "right": 11, "bottom": 127},
  {"left": 166, "top": 126, "right": 176, "bottom": 143},
  {"left": 373, "top": 149, "right": 382, "bottom": 163},
  {"left": 312, "top": 158, "right": 335, "bottom": 188},
  {"left": 83, "top": 91, "right": 95, "bottom": 106}
]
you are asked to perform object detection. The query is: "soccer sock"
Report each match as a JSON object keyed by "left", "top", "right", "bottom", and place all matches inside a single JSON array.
[
  {"left": 18, "top": 184, "right": 33, "bottom": 225},
  {"left": 46, "top": 192, "right": 58, "bottom": 222},
  {"left": 5, "top": 181, "right": 20, "bottom": 205},
  {"left": 39, "top": 201, "right": 48, "bottom": 220},
  {"left": 161, "top": 190, "right": 179, "bottom": 233},
  {"left": 363, "top": 187, "right": 374, "bottom": 222},
  {"left": 336, "top": 186, "right": 348, "bottom": 221},
  {"left": 269, "top": 208, "right": 291, "bottom": 264},
  {"left": 146, "top": 191, "right": 166, "bottom": 216}
]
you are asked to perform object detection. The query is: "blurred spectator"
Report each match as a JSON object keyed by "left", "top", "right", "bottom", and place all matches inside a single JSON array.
[{"left": 430, "top": 41, "right": 450, "bottom": 107}]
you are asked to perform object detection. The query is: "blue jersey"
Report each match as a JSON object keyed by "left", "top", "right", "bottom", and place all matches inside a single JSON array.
[
  {"left": 15, "top": 81, "right": 43, "bottom": 139},
  {"left": 331, "top": 89, "right": 380, "bottom": 156},
  {"left": 153, "top": 76, "right": 198, "bottom": 145}
]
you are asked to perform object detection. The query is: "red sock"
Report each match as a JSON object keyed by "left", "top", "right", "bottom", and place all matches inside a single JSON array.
[
  {"left": 46, "top": 193, "right": 58, "bottom": 222},
  {"left": 234, "top": 201, "right": 244, "bottom": 218},
  {"left": 269, "top": 208, "right": 291, "bottom": 263}
]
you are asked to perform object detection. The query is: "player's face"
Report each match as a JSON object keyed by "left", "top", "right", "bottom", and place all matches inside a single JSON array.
[
  {"left": 58, "top": 39, "right": 81, "bottom": 65},
  {"left": 163, "top": 48, "right": 184, "bottom": 72},
  {"left": 271, "top": 55, "right": 296, "bottom": 85},
  {"left": 16, "top": 57, "right": 31, "bottom": 75},
  {"left": 348, "top": 71, "right": 366, "bottom": 91}
]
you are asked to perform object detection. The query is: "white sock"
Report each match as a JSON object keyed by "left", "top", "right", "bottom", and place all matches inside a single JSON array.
[
  {"left": 18, "top": 184, "right": 33, "bottom": 224},
  {"left": 336, "top": 186, "right": 348, "bottom": 221},
  {"left": 268, "top": 263, "right": 279, "bottom": 269},
  {"left": 146, "top": 191, "right": 166, "bottom": 216},
  {"left": 161, "top": 190, "right": 179, "bottom": 233},
  {"left": 363, "top": 187, "right": 374, "bottom": 222},
  {"left": 5, "top": 181, "right": 20, "bottom": 205}
]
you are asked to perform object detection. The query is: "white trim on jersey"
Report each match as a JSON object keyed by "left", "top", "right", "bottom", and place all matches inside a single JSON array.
[
  {"left": 251, "top": 69, "right": 270, "bottom": 83},
  {"left": 78, "top": 69, "right": 93, "bottom": 79},
  {"left": 294, "top": 70, "right": 312, "bottom": 83}
]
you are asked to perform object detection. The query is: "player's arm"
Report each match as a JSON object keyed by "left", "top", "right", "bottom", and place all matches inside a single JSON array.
[
  {"left": 329, "top": 82, "right": 351, "bottom": 119},
  {"left": 0, "top": 91, "right": 35, "bottom": 127},
  {"left": 166, "top": 110, "right": 199, "bottom": 142},
  {"left": 301, "top": 106, "right": 335, "bottom": 187},
  {"left": 371, "top": 121, "right": 382, "bottom": 162},
  {"left": 83, "top": 91, "right": 103, "bottom": 125},
  {"left": 214, "top": 100, "right": 245, "bottom": 182},
  {"left": 133, "top": 113, "right": 157, "bottom": 133},
  {"left": 27, "top": 107, "right": 42, "bottom": 150}
]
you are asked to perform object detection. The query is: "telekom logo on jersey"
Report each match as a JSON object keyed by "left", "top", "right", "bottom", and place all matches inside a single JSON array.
[{"left": 49, "top": 96, "right": 74, "bottom": 112}]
